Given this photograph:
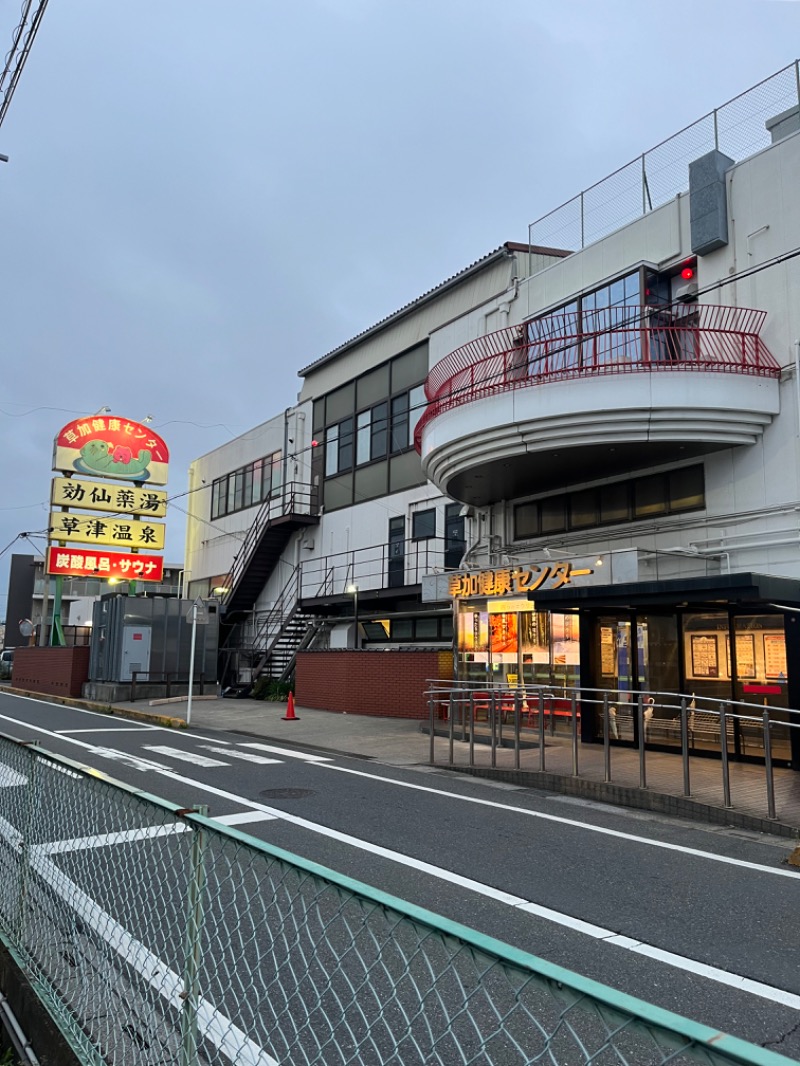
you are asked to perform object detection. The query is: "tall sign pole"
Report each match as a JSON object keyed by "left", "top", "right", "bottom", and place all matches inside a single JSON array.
[{"left": 186, "top": 598, "right": 207, "bottom": 726}]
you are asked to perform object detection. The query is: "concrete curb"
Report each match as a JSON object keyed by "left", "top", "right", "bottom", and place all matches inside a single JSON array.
[
  {"left": 5, "top": 687, "right": 187, "bottom": 730},
  {"left": 444, "top": 764, "right": 800, "bottom": 839}
]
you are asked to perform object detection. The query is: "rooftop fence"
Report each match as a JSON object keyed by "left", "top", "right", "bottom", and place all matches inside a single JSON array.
[{"left": 529, "top": 61, "right": 800, "bottom": 252}]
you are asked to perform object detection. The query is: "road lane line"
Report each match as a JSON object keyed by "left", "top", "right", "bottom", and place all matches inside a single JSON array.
[
  {"left": 26, "top": 845, "right": 278, "bottom": 1066},
  {"left": 0, "top": 707, "right": 795, "bottom": 879},
  {"left": 238, "top": 743, "right": 330, "bottom": 762},
  {"left": 57, "top": 727, "right": 157, "bottom": 734},
  {"left": 143, "top": 746, "right": 229, "bottom": 767},
  {"left": 41, "top": 824, "right": 190, "bottom": 854},
  {"left": 315, "top": 764, "right": 800, "bottom": 880},
  {"left": 214, "top": 812, "right": 279, "bottom": 826},
  {"left": 0, "top": 762, "right": 26, "bottom": 787},
  {"left": 201, "top": 747, "right": 282, "bottom": 765}
]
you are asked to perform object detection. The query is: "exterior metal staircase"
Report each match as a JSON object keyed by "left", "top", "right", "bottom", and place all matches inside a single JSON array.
[
  {"left": 221, "top": 482, "right": 318, "bottom": 617},
  {"left": 220, "top": 564, "right": 333, "bottom": 691}
]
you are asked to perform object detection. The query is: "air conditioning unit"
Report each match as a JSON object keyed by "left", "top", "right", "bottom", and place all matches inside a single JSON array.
[{"left": 673, "top": 279, "right": 698, "bottom": 303}]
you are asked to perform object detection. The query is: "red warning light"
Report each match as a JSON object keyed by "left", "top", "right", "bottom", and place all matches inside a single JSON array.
[{"left": 681, "top": 266, "right": 695, "bottom": 281}]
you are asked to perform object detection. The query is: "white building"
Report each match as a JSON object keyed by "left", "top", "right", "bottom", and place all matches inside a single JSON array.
[{"left": 186, "top": 63, "right": 800, "bottom": 767}]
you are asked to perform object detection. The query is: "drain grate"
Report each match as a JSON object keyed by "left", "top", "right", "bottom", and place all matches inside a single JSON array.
[{"left": 259, "top": 788, "right": 316, "bottom": 800}]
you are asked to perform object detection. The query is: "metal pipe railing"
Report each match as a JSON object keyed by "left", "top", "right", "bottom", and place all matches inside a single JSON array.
[{"left": 425, "top": 679, "right": 800, "bottom": 824}]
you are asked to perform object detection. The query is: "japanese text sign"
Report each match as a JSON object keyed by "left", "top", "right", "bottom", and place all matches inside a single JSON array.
[
  {"left": 49, "top": 513, "right": 165, "bottom": 550},
  {"left": 53, "top": 415, "right": 169, "bottom": 485},
  {"left": 47, "top": 547, "right": 164, "bottom": 582},
  {"left": 448, "top": 562, "right": 594, "bottom": 598},
  {"left": 51, "top": 477, "right": 167, "bottom": 517}
]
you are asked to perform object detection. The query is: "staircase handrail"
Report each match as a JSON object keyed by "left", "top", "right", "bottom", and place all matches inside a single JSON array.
[
  {"left": 250, "top": 565, "right": 302, "bottom": 651},
  {"left": 220, "top": 481, "right": 316, "bottom": 606}
]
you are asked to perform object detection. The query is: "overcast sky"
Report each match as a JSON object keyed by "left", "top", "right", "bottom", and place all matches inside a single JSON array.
[{"left": 0, "top": 1, "right": 798, "bottom": 615}]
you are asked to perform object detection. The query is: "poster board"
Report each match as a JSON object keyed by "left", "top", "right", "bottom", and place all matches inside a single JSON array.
[{"left": 690, "top": 634, "right": 719, "bottom": 678}]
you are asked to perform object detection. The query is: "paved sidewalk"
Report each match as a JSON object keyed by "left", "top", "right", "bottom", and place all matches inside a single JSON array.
[{"left": 104, "top": 693, "right": 800, "bottom": 839}]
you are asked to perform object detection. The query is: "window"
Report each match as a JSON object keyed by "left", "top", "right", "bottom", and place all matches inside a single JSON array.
[
  {"left": 412, "top": 508, "right": 436, "bottom": 540},
  {"left": 444, "top": 503, "right": 466, "bottom": 570},
  {"left": 319, "top": 347, "right": 428, "bottom": 508},
  {"left": 512, "top": 465, "right": 705, "bottom": 539},
  {"left": 514, "top": 502, "right": 539, "bottom": 539},
  {"left": 669, "top": 465, "right": 705, "bottom": 511},
  {"left": 388, "top": 516, "right": 405, "bottom": 587},
  {"left": 210, "top": 451, "right": 282, "bottom": 520},
  {"left": 634, "top": 474, "right": 668, "bottom": 518},
  {"left": 526, "top": 269, "right": 642, "bottom": 373},
  {"left": 391, "top": 393, "right": 409, "bottom": 452},
  {"left": 325, "top": 419, "right": 354, "bottom": 476},
  {"left": 408, "top": 384, "right": 427, "bottom": 445}
]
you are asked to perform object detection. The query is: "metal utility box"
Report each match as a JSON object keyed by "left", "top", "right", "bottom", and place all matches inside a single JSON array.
[
  {"left": 120, "top": 625, "right": 152, "bottom": 681},
  {"left": 86, "top": 594, "right": 219, "bottom": 702}
]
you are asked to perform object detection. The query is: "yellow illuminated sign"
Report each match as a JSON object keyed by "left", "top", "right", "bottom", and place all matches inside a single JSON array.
[
  {"left": 48, "top": 513, "right": 165, "bottom": 551},
  {"left": 449, "top": 562, "right": 594, "bottom": 598},
  {"left": 51, "top": 477, "right": 167, "bottom": 517}
]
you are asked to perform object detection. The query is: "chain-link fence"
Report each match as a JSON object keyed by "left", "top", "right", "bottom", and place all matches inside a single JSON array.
[
  {"left": 530, "top": 62, "right": 800, "bottom": 251},
  {"left": 0, "top": 733, "right": 795, "bottom": 1065}
]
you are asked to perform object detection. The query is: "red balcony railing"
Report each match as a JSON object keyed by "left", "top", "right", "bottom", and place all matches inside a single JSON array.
[{"left": 415, "top": 304, "right": 780, "bottom": 452}]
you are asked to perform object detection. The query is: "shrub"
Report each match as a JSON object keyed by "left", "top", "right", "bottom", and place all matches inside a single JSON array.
[{"left": 251, "top": 678, "right": 292, "bottom": 702}]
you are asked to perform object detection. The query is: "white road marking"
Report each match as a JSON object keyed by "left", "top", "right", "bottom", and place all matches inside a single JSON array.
[
  {"left": 57, "top": 727, "right": 156, "bottom": 734},
  {"left": 214, "top": 811, "right": 279, "bottom": 826},
  {"left": 42, "top": 824, "right": 189, "bottom": 855},
  {"left": 0, "top": 704, "right": 798, "bottom": 1009},
  {"left": 316, "top": 764, "right": 800, "bottom": 881},
  {"left": 143, "top": 746, "right": 229, "bottom": 767},
  {"left": 0, "top": 762, "right": 27, "bottom": 788},
  {"left": 239, "top": 743, "right": 330, "bottom": 763},
  {"left": 88, "top": 748, "right": 170, "bottom": 772},
  {"left": 26, "top": 840, "right": 277, "bottom": 1066},
  {"left": 131, "top": 767, "right": 800, "bottom": 1012},
  {"left": 201, "top": 746, "right": 282, "bottom": 765}
]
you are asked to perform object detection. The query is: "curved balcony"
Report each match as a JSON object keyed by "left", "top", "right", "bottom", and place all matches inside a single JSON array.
[{"left": 416, "top": 305, "right": 781, "bottom": 506}]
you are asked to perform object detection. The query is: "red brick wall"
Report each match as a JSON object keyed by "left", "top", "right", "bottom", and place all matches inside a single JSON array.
[
  {"left": 295, "top": 650, "right": 453, "bottom": 718},
  {"left": 12, "top": 646, "right": 91, "bottom": 699}
]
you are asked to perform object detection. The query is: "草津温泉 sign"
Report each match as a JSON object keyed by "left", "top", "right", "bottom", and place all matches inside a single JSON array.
[
  {"left": 47, "top": 547, "right": 164, "bottom": 582},
  {"left": 52, "top": 415, "right": 169, "bottom": 485},
  {"left": 51, "top": 477, "right": 167, "bottom": 517},
  {"left": 48, "top": 513, "right": 165, "bottom": 551}
]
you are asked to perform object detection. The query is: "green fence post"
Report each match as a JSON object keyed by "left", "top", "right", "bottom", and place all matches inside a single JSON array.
[{"left": 180, "top": 806, "right": 209, "bottom": 1066}]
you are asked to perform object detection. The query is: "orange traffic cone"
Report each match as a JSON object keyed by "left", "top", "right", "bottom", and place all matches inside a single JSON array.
[{"left": 282, "top": 691, "right": 299, "bottom": 721}]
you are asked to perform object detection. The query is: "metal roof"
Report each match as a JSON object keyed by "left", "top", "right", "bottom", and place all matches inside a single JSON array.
[{"left": 297, "top": 241, "right": 570, "bottom": 378}]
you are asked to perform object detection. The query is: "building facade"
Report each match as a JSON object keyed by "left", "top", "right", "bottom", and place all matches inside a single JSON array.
[
  {"left": 3, "top": 553, "right": 183, "bottom": 649},
  {"left": 186, "top": 65, "right": 800, "bottom": 766}
]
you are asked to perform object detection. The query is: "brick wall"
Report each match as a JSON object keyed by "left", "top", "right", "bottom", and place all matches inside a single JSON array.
[
  {"left": 12, "top": 646, "right": 91, "bottom": 699},
  {"left": 295, "top": 650, "right": 453, "bottom": 718}
]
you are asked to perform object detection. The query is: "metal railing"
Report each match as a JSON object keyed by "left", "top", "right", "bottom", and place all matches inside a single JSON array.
[
  {"left": 129, "top": 670, "right": 208, "bottom": 702},
  {"left": 426, "top": 681, "right": 798, "bottom": 822},
  {"left": 0, "top": 732, "right": 795, "bottom": 1065},
  {"left": 220, "top": 481, "right": 318, "bottom": 607},
  {"left": 529, "top": 61, "right": 800, "bottom": 251},
  {"left": 415, "top": 305, "right": 779, "bottom": 450}
]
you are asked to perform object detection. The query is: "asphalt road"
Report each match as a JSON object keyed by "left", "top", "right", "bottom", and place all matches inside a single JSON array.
[{"left": 0, "top": 689, "right": 798, "bottom": 1061}]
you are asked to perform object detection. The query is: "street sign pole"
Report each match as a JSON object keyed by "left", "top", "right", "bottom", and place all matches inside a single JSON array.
[{"left": 186, "top": 600, "right": 198, "bottom": 726}]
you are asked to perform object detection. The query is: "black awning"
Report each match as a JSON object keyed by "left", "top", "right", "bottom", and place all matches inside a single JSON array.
[{"left": 528, "top": 572, "right": 800, "bottom": 610}]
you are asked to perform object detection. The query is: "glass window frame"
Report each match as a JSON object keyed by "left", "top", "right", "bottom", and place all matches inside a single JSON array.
[{"left": 412, "top": 508, "right": 436, "bottom": 541}]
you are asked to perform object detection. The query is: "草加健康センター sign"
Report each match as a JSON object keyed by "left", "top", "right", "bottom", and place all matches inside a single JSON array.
[{"left": 52, "top": 415, "right": 169, "bottom": 485}]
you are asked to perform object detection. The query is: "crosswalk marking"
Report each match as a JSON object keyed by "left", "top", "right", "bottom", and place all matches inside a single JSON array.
[
  {"left": 143, "top": 746, "right": 229, "bottom": 767},
  {"left": 239, "top": 743, "right": 330, "bottom": 763},
  {"left": 201, "top": 746, "right": 282, "bottom": 765}
]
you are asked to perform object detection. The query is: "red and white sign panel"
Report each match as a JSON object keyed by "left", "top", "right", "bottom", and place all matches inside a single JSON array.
[
  {"left": 47, "top": 547, "right": 164, "bottom": 583},
  {"left": 52, "top": 415, "right": 170, "bottom": 485}
]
